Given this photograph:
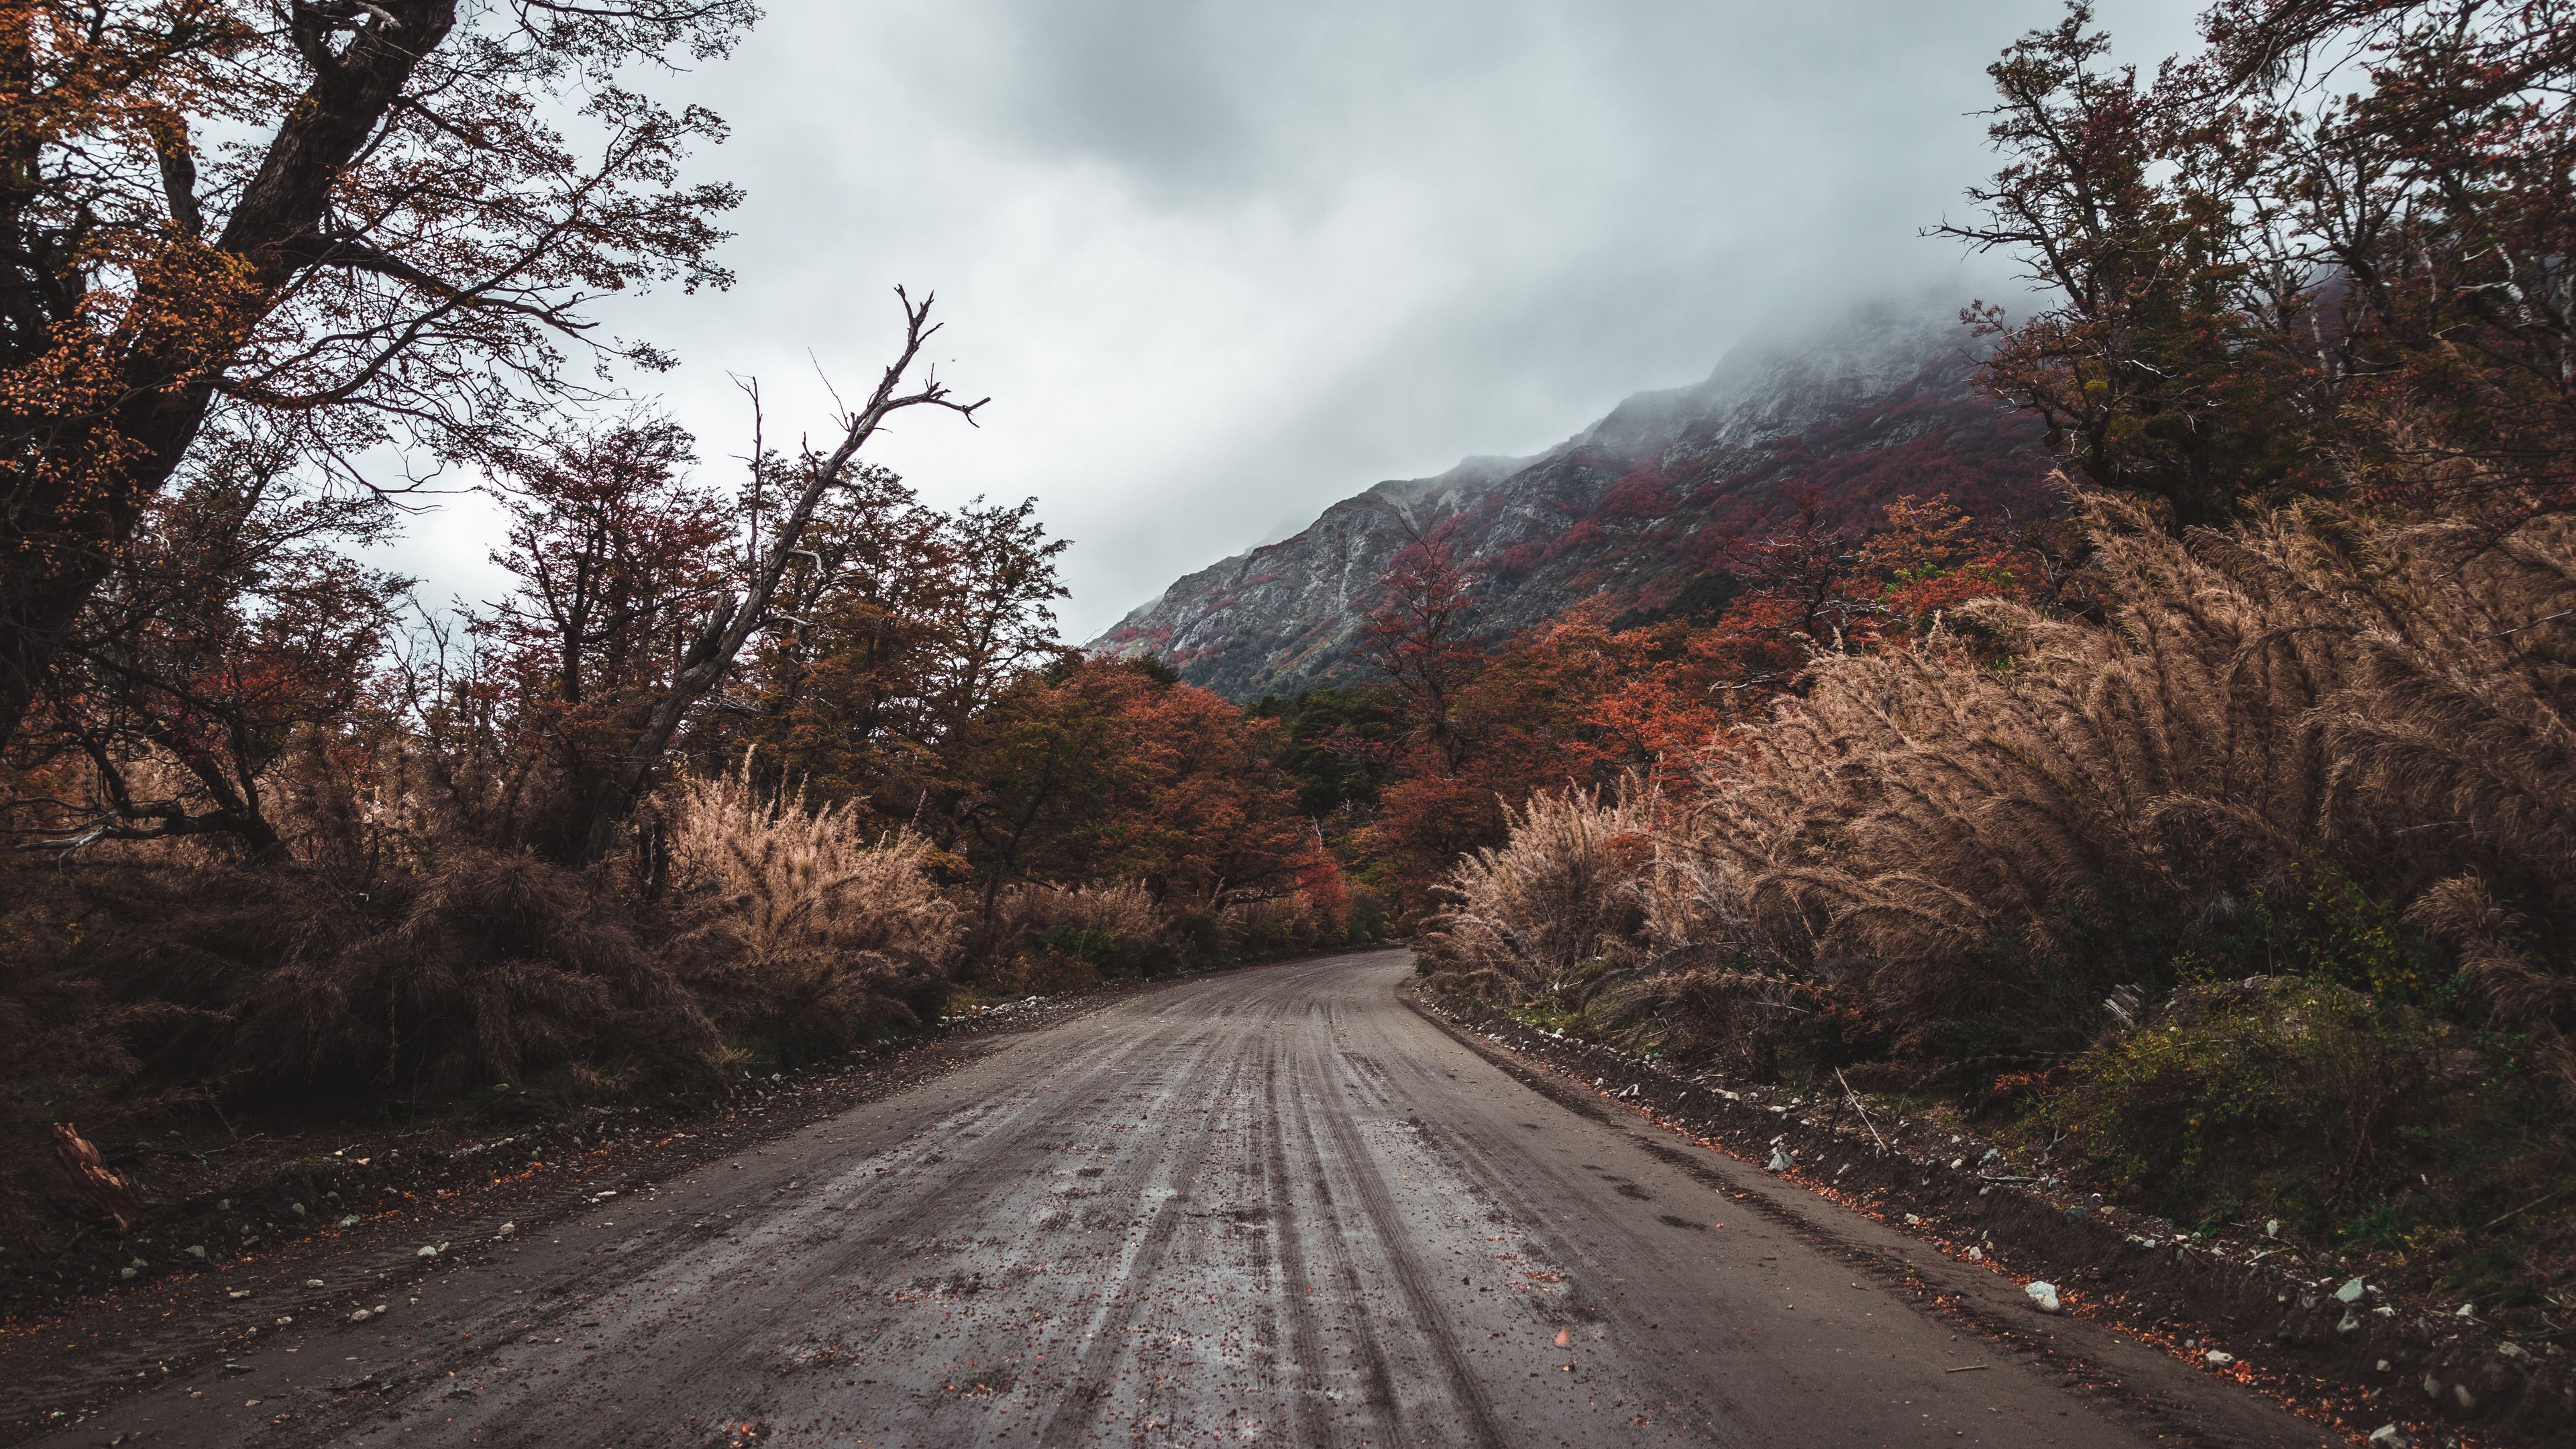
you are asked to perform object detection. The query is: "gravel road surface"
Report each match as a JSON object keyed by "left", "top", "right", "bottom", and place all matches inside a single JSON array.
[{"left": 28, "top": 950, "right": 2332, "bottom": 1448}]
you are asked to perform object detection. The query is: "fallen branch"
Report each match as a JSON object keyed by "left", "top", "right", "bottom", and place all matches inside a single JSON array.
[{"left": 1835, "top": 1068, "right": 1889, "bottom": 1152}]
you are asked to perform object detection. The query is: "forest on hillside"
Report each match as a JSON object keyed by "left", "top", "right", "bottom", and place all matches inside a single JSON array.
[{"left": 3, "top": 0, "right": 2573, "bottom": 1344}]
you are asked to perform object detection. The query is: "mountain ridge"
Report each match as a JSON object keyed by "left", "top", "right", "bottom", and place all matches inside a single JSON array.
[{"left": 1094, "top": 306, "right": 2058, "bottom": 700}]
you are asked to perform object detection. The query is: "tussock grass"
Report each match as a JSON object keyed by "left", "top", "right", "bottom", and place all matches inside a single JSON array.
[{"left": 1426, "top": 488, "right": 2576, "bottom": 1318}]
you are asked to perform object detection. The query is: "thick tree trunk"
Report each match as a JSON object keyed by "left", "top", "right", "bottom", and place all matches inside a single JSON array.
[{"left": 0, "top": 3, "right": 459, "bottom": 751}]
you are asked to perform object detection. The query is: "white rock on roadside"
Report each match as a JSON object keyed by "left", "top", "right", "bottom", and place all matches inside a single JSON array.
[
  {"left": 2205, "top": 1350, "right": 2236, "bottom": 1367},
  {"left": 2025, "top": 1281, "right": 2061, "bottom": 1313},
  {"left": 1767, "top": 1149, "right": 1794, "bottom": 1172},
  {"left": 2335, "top": 1277, "right": 2368, "bottom": 1303},
  {"left": 2367, "top": 1426, "right": 2410, "bottom": 1448}
]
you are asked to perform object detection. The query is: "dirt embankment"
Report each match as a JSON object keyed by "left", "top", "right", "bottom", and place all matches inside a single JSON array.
[{"left": 1409, "top": 987, "right": 2576, "bottom": 1449}]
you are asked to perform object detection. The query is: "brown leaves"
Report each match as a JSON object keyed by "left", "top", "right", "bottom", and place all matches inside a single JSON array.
[{"left": 50, "top": 1122, "right": 140, "bottom": 1233}]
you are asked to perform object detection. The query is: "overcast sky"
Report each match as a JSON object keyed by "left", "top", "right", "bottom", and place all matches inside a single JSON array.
[{"left": 385, "top": 0, "right": 2202, "bottom": 640}]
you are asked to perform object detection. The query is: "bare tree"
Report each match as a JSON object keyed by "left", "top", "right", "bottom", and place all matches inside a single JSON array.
[{"left": 578, "top": 288, "right": 984, "bottom": 861}]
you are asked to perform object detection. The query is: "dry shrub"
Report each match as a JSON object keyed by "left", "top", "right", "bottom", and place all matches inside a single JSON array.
[
  {"left": 1633, "top": 490, "right": 2576, "bottom": 1067},
  {"left": 665, "top": 761, "right": 961, "bottom": 1061},
  {"left": 0, "top": 844, "right": 718, "bottom": 1118},
  {"left": 239, "top": 848, "right": 714, "bottom": 1097}
]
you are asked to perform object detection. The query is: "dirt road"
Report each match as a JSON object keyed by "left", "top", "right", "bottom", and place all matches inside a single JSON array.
[{"left": 27, "top": 951, "right": 2332, "bottom": 1447}]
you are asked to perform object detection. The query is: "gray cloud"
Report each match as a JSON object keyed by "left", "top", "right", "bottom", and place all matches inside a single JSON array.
[{"left": 383, "top": 0, "right": 2205, "bottom": 636}]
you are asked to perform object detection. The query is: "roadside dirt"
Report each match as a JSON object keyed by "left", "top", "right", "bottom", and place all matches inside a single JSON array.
[
  {"left": 0, "top": 978, "right": 1191, "bottom": 1444},
  {"left": 1407, "top": 986, "right": 2576, "bottom": 1449},
  {"left": 12, "top": 950, "right": 2334, "bottom": 1449}
]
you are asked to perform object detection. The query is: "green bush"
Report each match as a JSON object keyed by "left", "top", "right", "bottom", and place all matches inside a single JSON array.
[{"left": 2047, "top": 978, "right": 2433, "bottom": 1234}]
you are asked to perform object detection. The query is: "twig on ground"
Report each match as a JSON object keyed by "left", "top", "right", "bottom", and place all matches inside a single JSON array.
[{"left": 1835, "top": 1068, "right": 1889, "bottom": 1153}]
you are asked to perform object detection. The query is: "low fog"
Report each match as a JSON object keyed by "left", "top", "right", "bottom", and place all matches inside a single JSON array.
[{"left": 382, "top": 0, "right": 2204, "bottom": 637}]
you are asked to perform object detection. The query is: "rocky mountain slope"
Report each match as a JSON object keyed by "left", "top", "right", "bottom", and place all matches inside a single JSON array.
[{"left": 1091, "top": 307, "right": 2058, "bottom": 700}]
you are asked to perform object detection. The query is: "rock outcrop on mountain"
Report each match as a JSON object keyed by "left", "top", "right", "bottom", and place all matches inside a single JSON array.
[{"left": 1091, "top": 306, "right": 2059, "bottom": 701}]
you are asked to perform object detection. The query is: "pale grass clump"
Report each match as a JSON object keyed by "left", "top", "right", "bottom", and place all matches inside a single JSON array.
[
  {"left": 1677, "top": 488, "right": 2576, "bottom": 1074},
  {"left": 667, "top": 760, "right": 960, "bottom": 1050},
  {"left": 1218, "top": 894, "right": 1332, "bottom": 953},
  {"left": 987, "top": 880, "right": 1166, "bottom": 948},
  {"left": 1423, "top": 785, "right": 1654, "bottom": 998}
]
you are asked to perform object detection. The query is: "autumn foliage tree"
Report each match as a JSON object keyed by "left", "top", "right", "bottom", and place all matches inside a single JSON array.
[
  {"left": 0, "top": 0, "right": 757, "bottom": 750},
  {"left": 1946, "top": 0, "right": 2576, "bottom": 525},
  {"left": 4, "top": 427, "right": 404, "bottom": 853},
  {"left": 473, "top": 417, "right": 728, "bottom": 858},
  {"left": 947, "top": 656, "right": 1313, "bottom": 916}
]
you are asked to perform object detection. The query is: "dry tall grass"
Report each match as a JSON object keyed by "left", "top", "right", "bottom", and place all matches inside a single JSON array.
[
  {"left": 1421, "top": 786, "right": 1653, "bottom": 998},
  {"left": 984, "top": 880, "right": 1166, "bottom": 949},
  {"left": 665, "top": 759, "right": 961, "bottom": 1056},
  {"left": 1436, "top": 488, "right": 2576, "bottom": 1082}
]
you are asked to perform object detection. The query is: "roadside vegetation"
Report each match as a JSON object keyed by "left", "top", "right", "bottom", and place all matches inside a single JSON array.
[
  {"left": 1409, "top": 0, "right": 2576, "bottom": 1342},
  {"left": 0, "top": 1, "right": 1362, "bottom": 1250}
]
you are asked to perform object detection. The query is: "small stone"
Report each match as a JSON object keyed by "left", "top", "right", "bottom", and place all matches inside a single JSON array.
[
  {"left": 2367, "top": 1426, "right": 2410, "bottom": 1448},
  {"left": 2452, "top": 1383, "right": 2475, "bottom": 1411},
  {"left": 273, "top": 1316, "right": 292, "bottom": 1327},
  {"left": 2339, "top": 1309, "right": 2363, "bottom": 1334},
  {"left": 2204, "top": 1350, "right": 2236, "bottom": 1367},
  {"left": 2422, "top": 1374, "right": 2443, "bottom": 1401},
  {"left": 2376, "top": 1360, "right": 2391, "bottom": 1373},
  {"left": 227, "top": 1289, "right": 252, "bottom": 1299},
  {"left": 2265, "top": 1219, "right": 2279, "bottom": 1238},
  {"left": 2063, "top": 1206, "right": 2089, "bottom": 1222},
  {"left": 2025, "top": 1281, "right": 2061, "bottom": 1313},
  {"left": 2498, "top": 1341, "right": 2528, "bottom": 1360},
  {"left": 305, "top": 1279, "right": 325, "bottom": 1289},
  {"left": 338, "top": 1215, "right": 360, "bottom": 1228},
  {"left": 1767, "top": 1149, "right": 1793, "bottom": 1172},
  {"left": 2455, "top": 1302, "right": 2475, "bottom": 1318},
  {"left": 185, "top": 1245, "right": 207, "bottom": 1260},
  {"left": 1966, "top": 1246, "right": 1983, "bottom": 1261},
  {"left": 415, "top": 1245, "right": 438, "bottom": 1258},
  {"left": 2335, "top": 1277, "right": 2368, "bottom": 1303},
  {"left": 288, "top": 1202, "right": 305, "bottom": 1217},
  {"left": 119, "top": 1267, "right": 137, "bottom": 1281},
  {"left": 494, "top": 1222, "right": 515, "bottom": 1236},
  {"left": 129, "top": 1258, "right": 148, "bottom": 1269}
]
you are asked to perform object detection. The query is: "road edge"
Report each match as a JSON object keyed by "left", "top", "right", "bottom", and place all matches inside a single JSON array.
[{"left": 1399, "top": 981, "right": 2575, "bottom": 1449}]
